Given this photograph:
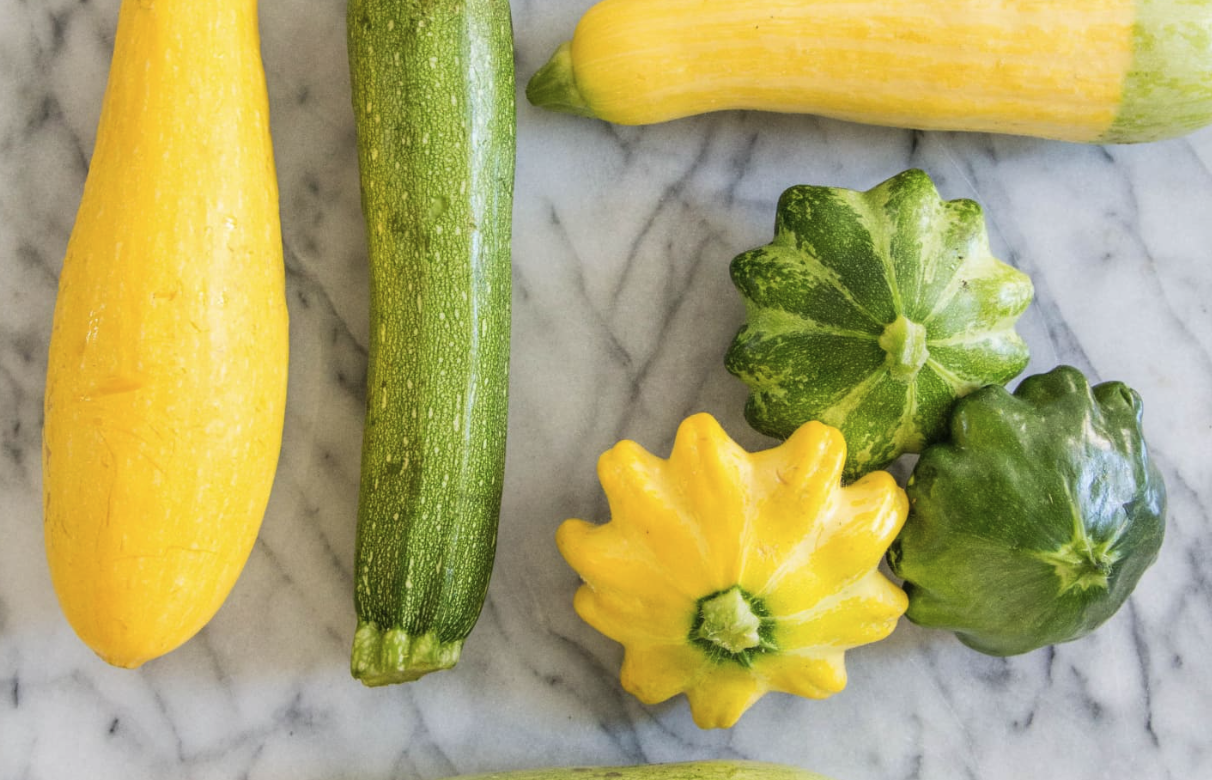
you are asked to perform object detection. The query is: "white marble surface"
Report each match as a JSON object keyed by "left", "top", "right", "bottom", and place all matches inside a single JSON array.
[{"left": 3, "top": 1, "right": 1212, "bottom": 778}]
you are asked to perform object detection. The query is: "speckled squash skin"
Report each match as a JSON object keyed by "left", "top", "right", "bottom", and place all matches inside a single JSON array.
[
  {"left": 726, "top": 170, "right": 1033, "bottom": 482},
  {"left": 347, "top": 0, "right": 515, "bottom": 685},
  {"left": 1109, "top": 0, "right": 1212, "bottom": 141},
  {"left": 42, "top": 0, "right": 288, "bottom": 668}
]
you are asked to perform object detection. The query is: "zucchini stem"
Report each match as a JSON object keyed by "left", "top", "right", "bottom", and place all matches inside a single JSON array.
[{"left": 351, "top": 623, "right": 464, "bottom": 686}]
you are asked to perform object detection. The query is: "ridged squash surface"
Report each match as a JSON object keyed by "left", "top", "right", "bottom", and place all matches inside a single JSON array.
[
  {"left": 726, "top": 169, "right": 1032, "bottom": 481},
  {"left": 558, "top": 415, "right": 908, "bottom": 728},
  {"left": 889, "top": 367, "right": 1166, "bottom": 656}
]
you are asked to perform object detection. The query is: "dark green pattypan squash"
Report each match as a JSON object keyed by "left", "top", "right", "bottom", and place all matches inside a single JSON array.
[
  {"left": 888, "top": 365, "right": 1166, "bottom": 656},
  {"left": 726, "top": 169, "right": 1033, "bottom": 481}
]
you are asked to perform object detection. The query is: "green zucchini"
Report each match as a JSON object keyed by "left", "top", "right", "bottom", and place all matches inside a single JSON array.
[
  {"left": 446, "top": 762, "right": 835, "bottom": 780},
  {"left": 347, "top": 0, "right": 515, "bottom": 685}
]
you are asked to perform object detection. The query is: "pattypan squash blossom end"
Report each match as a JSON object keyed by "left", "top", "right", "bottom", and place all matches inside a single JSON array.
[
  {"left": 889, "top": 366, "right": 1166, "bottom": 657},
  {"left": 727, "top": 169, "right": 1033, "bottom": 483},
  {"left": 557, "top": 413, "right": 909, "bottom": 729},
  {"left": 690, "top": 586, "right": 777, "bottom": 664}
]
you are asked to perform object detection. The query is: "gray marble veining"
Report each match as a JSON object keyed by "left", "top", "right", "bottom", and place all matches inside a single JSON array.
[{"left": 3, "top": 0, "right": 1212, "bottom": 778}]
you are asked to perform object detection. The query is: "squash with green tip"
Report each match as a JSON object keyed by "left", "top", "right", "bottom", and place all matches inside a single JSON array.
[
  {"left": 888, "top": 366, "right": 1167, "bottom": 656},
  {"left": 726, "top": 169, "right": 1033, "bottom": 482},
  {"left": 526, "top": 0, "right": 1212, "bottom": 143}
]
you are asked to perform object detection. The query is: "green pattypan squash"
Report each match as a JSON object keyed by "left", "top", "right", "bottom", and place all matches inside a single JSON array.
[
  {"left": 726, "top": 169, "right": 1033, "bottom": 481},
  {"left": 888, "top": 366, "right": 1166, "bottom": 656}
]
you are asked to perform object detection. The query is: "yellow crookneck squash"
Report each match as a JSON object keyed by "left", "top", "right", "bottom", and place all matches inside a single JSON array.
[
  {"left": 557, "top": 414, "right": 908, "bottom": 729},
  {"left": 42, "top": 0, "right": 288, "bottom": 668}
]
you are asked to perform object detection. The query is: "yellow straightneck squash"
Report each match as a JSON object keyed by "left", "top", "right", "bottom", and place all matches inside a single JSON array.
[
  {"left": 557, "top": 414, "right": 908, "bottom": 729},
  {"left": 42, "top": 0, "right": 288, "bottom": 668},
  {"left": 528, "top": 0, "right": 1212, "bottom": 143}
]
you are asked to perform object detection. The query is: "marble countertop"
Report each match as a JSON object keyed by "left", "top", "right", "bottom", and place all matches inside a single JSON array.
[{"left": 3, "top": 1, "right": 1212, "bottom": 778}]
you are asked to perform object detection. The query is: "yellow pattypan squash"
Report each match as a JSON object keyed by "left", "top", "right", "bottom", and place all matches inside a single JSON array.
[{"left": 557, "top": 413, "right": 909, "bottom": 729}]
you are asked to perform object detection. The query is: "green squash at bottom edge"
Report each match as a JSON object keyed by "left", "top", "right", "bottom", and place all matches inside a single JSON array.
[
  {"left": 887, "top": 365, "right": 1166, "bottom": 656},
  {"left": 446, "top": 762, "right": 836, "bottom": 780}
]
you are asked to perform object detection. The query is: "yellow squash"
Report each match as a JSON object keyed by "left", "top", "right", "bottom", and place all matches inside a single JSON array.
[
  {"left": 42, "top": 0, "right": 288, "bottom": 668},
  {"left": 557, "top": 414, "right": 908, "bottom": 729},
  {"left": 527, "top": 0, "right": 1212, "bottom": 143}
]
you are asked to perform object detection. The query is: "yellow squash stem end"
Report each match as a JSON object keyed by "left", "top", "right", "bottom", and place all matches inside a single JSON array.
[{"left": 525, "top": 41, "right": 597, "bottom": 119}]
